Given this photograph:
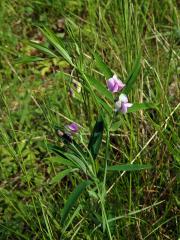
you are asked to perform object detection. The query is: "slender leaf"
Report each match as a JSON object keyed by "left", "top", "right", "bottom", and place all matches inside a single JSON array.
[
  {"left": 47, "top": 144, "right": 69, "bottom": 160},
  {"left": 123, "top": 54, "right": 141, "bottom": 94},
  {"left": 15, "top": 56, "right": 44, "bottom": 64},
  {"left": 86, "top": 74, "right": 113, "bottom": 102},
  {"left": 65, "top": 153, "right": 87, "bottom": 173},
  {"left": 97, "top": 96, "right": 113, "bottom": 115},
  {"left": 94, "top": 52, "right": 113, "bottom": 79},
  {"left": 29, "top": 41, "right": 58, "bottom": 58},
  {"left": 40, "top": 27, "right": 74, "bottom": 66},
  {"left": 47, "top": 145, "right": 87, "bottom": 172},
  {"left": 107, "top": 164, "right": 152, "bottom": 171},
  {"left": 61, "top": 180, "right": 91, "bottom": 223},
  {"left": 50, "top": 168, "right": 77, "bottom": 184},
  {"left": 127, "top": 102, "right": 156, "bottom": 113},
  {"left": 110, "top": 121, "right": 121, "bottom": 131},
  {"left": 48, "top": 156, "right": 75, "bottom": 168},
  {"left": 88, "top": 115, "right": 104, "bottom": 160}
]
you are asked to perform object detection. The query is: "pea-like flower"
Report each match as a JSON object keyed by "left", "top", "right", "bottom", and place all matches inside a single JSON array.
[
  {"left": 107, "top": 74, "right": 125, "bottom": 93},
  {"left": 115, "top": 94, "right": 133, "bottom": 114},
  {"left": 67, "top": 122, "right": 79, "bottom": 133}
]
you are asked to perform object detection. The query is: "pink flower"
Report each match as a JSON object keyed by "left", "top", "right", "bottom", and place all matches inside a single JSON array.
[
  {"left": 107, "top": 74, "right": 125, "bottom": 93},
  {"left": 67, "top": 122, "right": 79, "bottom": 133},
  {"left": 115, "top": 94, "right": 133, "bottom": 114}
]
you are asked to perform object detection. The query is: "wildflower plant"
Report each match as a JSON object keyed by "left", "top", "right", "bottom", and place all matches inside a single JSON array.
[{"left": 20, "top": 27, "right": 156, "bottom": 239}]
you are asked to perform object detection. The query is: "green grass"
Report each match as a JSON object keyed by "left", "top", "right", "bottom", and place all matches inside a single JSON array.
[{"left": 0, "top": 0, "right": 179, "bottom": 239}]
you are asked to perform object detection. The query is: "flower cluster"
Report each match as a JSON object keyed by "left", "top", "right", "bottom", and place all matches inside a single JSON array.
[
  {"left": 64, "top": 74, "right": 131, "bottom": 136},
  {"left": 67, "top": 122, "right": 79, "bottom": 133},
  {"left": 107, "top": 74, "right": 125, "bottom": 93},
  {"left": 107, "top": 74, "right": 132, "bottom": 113},
  {"left": 57, "top": 122, "right": 79, "bottom": 140}
]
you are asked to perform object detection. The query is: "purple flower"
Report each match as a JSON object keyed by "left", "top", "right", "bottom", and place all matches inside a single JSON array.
[
  {"left": 115, "top": 94, "right": 133, "bottom": 114},
  {"left": 107, "top": 74, "right": 125, "bottom": 93},
  {"left": 67, "top": 122, "right": 79, "bottom": 133}
]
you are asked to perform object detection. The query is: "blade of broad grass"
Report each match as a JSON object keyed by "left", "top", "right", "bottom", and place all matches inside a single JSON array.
[
  {"left": 50, "top": 168, "right": 78, "bottom": 184},
  {"left": 29, "top": 41, "right": 58, "bottom": 58},
  {"left": 94, "top": 52, "right": 113, "bottom": 79},
  {"left": 61, "top": 180, "right": 91, "bottom": 223},
  {"left": 107, "top": 164, "right": 152, "bottom": 171},
  {"left": 123, "top": 54, "right": 141, "bottom": 94},
  {"left": 127, "top": 103, "right": 156, "bottom": 113},
  {"left": 88, "top": 114, "right": 104, "bottom": 160},
  {"left": 40, "top": 27, "right": 74, "bottom": 66}
]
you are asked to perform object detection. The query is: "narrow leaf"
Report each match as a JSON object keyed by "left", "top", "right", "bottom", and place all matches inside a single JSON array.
[
  {"left": 48, "top": 156, "right": 75, "bottom": 168},
  {"left": 110, "top": 121, "right": 121, "bottom": 131},
  {"left": 97, "top": 96, "right": 113, "bottom": 115},
  {"left": 107, "top": 164, "right": 152, "bottom": 171},
  {"left": 86, "top": 74, "right": 113, "bottom": 102},
  {"left": 15, "top": 56, "right": 44, "bottom": 64},
  {"left": 123, "top": 54, "right": 141, "bottom": 94},
  {"left": 40, "top": 27, "right": 74, "bottom": 66},
  {"left": 29, "top": 41, "right": 58, "bottom": 58},
  {"left": 88, "top": 115, "right": 104, "bottom": 160},
  {"left": 94, "top": 52, "right": 113, "bottom": 79},
  {"left": 47, "top": 145, "right": 87, "bottom": 172},
  {"left": 47, "top": 144, "right": 69, "bottom": 160},
  {"left": 65, "top": 153, "right": 87, "bottom": 173},
  {"left": 127, "top": 103, "right": 156, "bottom": 113},
  {"left": 61, "top": 180, "right": 91, "bottom": 223},
  {"left": 50, "top": 168, "right": 77, "bottom": 184}
]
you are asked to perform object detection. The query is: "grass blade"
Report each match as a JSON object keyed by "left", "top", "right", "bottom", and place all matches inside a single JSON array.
[
  {"left": 86, "top": 74, "right": 113, "bottom": 102},
  {"left": 29, "top": 41, "right": 58, "bottom": 58},
  {"left": 107, "top": 164, "right": 152, "bottom": 171},
  {"left": 61, "top": 180, "right": 91, "bottom": 223},
  {"left": 97, "top": 96, "right": 113, "bottom": 115},
  {"left": 50, "top": 168, "right": 77, "bottom": 184},
  {"left": 40, "top": 27, "right": 74, "bottom": 66},
  {"left": 48, "top": 156, "right": 75, "bottom": 168},
  {"left": 127, "top": 102, "right": 156, "bottom": 113},
  {"left": 15, "top": 56, "right": 44, "bottom": 64},
  {"left": 94, "top": 52, "right": 113, "bottom": 79},
  {"left": 47, "top": 144, "right": 69, "bottom": 160},
  {"left": 123, "top": 54, "right": 141, "bottom": 94}
]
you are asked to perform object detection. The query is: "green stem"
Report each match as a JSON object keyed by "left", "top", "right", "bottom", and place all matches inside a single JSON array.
[
  {"left": 103, "top": 130, "right": 110, "bottom": 197},
  {"left": 96, "top": 183, "right": 112, "bottom": 240}
]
